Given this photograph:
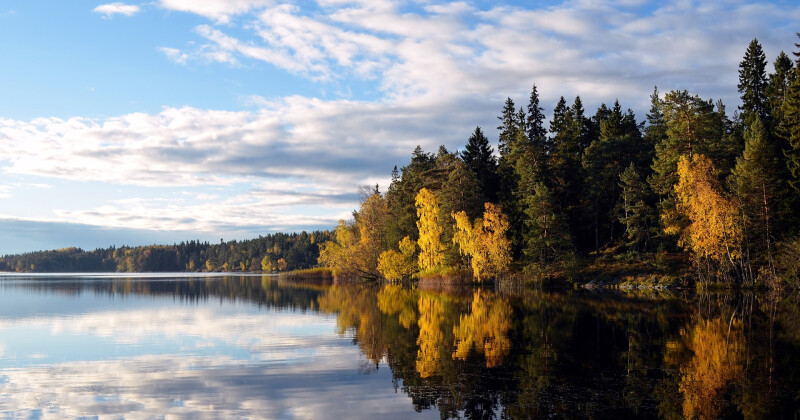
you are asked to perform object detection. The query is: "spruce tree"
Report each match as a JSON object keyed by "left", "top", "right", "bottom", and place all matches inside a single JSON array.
[
  {"left": 522, "top": 183, "right": 572, "bottom": 266},
  {"left": 781, "top": 66, "right": 800, "bottom": 192},
  {"left": 549, "top": 96, "right": 585, "bottom": 247},
  {"left": 732, "top": 116, "right": 783, "bottom": 262},
  {"left": 525, "top": 84, "right": 548, "bottom": 179},
  {"left": 767, "top": 52, "right": 794, "bottom": 127},
  {"left": 619, "top": 164, "right": 657, "bottom": 251},
  {"left": 461, "top": 126, "right": 498, "bottom": 203},
  {"left": 738, "top": 39, "right": 769, "bottom": 127},
  {"left": 497, "top": 97, "right": 517, "bottom": 156}
]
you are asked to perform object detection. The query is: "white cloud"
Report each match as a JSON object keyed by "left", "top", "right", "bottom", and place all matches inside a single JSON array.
[
  {"left": 159, "top": 46, "right": 189, "bottom": 64},
  {"left": 158, "top": 0, "right": 272, "bottom": 24},
  {"left": 8, "top": 0, "right": 800, "bottom": 241},
  {"left": 93, "top": 3, "right": 141, "bottom": 18},
  {"left": 0, "top": 303, "right": 433, "bottom": 419}
]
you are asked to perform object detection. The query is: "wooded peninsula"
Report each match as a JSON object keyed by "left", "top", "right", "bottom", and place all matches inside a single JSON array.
[{"left": 3, "top": 36, "right": 800, "bottom": 289}]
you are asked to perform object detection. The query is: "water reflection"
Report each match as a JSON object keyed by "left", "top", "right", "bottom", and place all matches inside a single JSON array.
[
  {"left": 0, "top": 275, "right": 799, "bottom": 419},
  {"left": 317, "top": 284, "right": 800, "bottom": 419}
]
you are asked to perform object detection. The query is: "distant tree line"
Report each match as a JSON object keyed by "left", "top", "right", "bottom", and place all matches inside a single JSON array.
[
  {"left": 320, "top": 35, "right": 800, "bottom": 286},
  {"left": 0, "top": 231, "right": 332, "bottom": 273}
]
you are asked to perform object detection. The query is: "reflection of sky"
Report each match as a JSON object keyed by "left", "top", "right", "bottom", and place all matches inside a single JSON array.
[{"left": 0, "top": 279, "right": 437, "bottom": 419}]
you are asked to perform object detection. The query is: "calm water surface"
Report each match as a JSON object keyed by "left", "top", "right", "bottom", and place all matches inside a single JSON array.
[{"left": 0, "top": 274, "right": 798, "bottom": 419}]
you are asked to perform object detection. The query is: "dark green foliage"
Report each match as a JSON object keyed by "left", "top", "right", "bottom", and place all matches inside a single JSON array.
[
  {"left": 644, "top": 87, "right": 667, "bottom": 157},
  {"left": 767, "top": 52, "right": 794, "bottom": 129},
  {"left": 782, "top": 66, "right": 800, "bottom": 193},
  {"left": 386, "top": 145, "right": 437, "bottom": 243},
  {"left": 618, "top": 164, "right": 657, "bottom": 251},
  {"left": 738, "top": 39, "right": 770, "bottom": 127},
  {"left": 649, "top": 90, "right": 726, "bottom": 197},
  {"left": 522, "top": 183, "right": 572, "bottom": 265},
  {"left": 732, "top": 116, "right": 784, "bottom": 263},
  {"left": 460, "top": 126, "right": 498, "bottom": 202},
  {"left": 0, "top": 231, "right": 332, "bottom": 273},
  {"left": 497, "top": 97, "right": 517, "bottom": 157},
  {"left": 549, "top": 97, "right": 586, "bottom": 227},
  {"left": 582, "top": 101, "right": 645, "bottom": 251}
]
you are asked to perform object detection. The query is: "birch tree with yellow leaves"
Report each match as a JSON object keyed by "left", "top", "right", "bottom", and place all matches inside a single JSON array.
[
  {"left": 452, "top": 202, "right": 512, "bottom": 281},
  {"left": 672, "top": 154, "right": 744, "bottom": 280},
  {"left": 416, "top": 188, "right": 446, "bottom": 271}
]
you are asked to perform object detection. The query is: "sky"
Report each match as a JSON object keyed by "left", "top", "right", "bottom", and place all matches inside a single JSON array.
[{"left": 0, "top": 0, "right": 798, "bottom": 255}]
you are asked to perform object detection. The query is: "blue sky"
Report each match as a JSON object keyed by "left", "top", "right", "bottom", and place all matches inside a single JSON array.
[{"left": 0, "top": 0, "right": 798, "bottom": 255}]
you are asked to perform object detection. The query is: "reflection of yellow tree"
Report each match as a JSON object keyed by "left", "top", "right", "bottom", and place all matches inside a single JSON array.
[
  {"left": 377, "top": 284, "right": 417, "bottom": 329},
  {"left": 317, "top": 286, "right": 387, "bottom": 364},
  {"left": 452, "top": 291, "right": 512, "bottom": 367},
  {"left": 416, "top": 295, "right": 446, "bottom": 378},
  {"left": 679, "top": 317, "right": 745, "bottom": 420}
]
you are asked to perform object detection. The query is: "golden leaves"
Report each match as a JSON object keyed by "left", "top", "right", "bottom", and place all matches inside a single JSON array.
[
  {"left": 416, "top": 188, "right": 446, "bottom": 271},
  {"left": 377, "top": 236, "right": 417, "bottom": 281},
  {"left": 452, "top": 202, "right": 511, "bottom": 281},
  {"left": 672, "top": 154, "right": 742, "bottom": 263},
  {"left": 452, "top": 291, "right": 512, "bottom": 367},
  {"left": 679, "top": 317, "right": 745, "bottom": 419}
]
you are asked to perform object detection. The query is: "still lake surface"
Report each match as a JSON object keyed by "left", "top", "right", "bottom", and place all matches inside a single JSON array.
[{"left": 0, "top": 274, "right": 798, "bottom": 419}]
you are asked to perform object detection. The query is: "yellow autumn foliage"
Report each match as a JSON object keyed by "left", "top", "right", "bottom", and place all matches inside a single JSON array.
[
  {"left": 672, "top": 154, "right": 742, "bottom": 263},
  {"left": 377, "top": 236, "right": 416, "bottom": 281},
  {"left": 452, "top": 202, "right": 511, "bottom": 281},
  {"left": 679, "top": 317, "right": 745, "bottom": 420},
  {"left": 376, "top": 284, "right": 417, "bottom": 328},
  {"left": 318, "top": 192, "right": 388, "bottom": 278},
  {"left": 416, "top": 295, "right": 446, "bottom": 378},
  {"left": 453, "top": 291, "right": 512, "bottom": 367},
  {"left": 415, "top": 188, "right": 446, "bottom": 271}
]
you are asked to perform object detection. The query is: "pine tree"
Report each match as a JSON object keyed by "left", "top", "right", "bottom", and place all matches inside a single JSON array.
[
  {"left": 650, "top": 90, "right": 727, "bottom": 246},
  {"left": 581, "top": 101, "right": 644, "bottom": 251},
  {"left": 650, "top": 90, "right": 724, "bottom": 198},
  {"left": 524, "top": 84, "right": 549, "bottom": 180},
  {"left": 738, "top": 39, "right": 769, "bottom": 127},
  {"left": 644, "top": 87, "right": 667, "bottom": 154}
]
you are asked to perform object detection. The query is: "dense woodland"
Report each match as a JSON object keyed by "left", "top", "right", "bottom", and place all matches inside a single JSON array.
[
  {"left": 319, "top": 36, "right": 800, "bottom": 287},
  {"left": 5, "top": 36, "right": 800, "bottom": 286},
  {"left": 0, "top": 231, "right": 331, "bottom": 273}
]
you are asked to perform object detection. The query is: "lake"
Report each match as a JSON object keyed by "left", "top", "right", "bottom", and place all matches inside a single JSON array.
[{"left": 0, "top": 274, "right": 798, "bottom": 419}]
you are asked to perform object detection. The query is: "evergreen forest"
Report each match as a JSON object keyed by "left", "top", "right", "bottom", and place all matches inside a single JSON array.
[
  {"left": 318, "top": 36, "right": 800, "bottom": 288},
  {"left": 0, "top": 231, "right": 331, "bottom": 273}
]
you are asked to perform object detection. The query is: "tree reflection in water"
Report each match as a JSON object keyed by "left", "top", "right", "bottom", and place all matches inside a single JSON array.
[
  {"left": 317, "top": 282, "right": 800, "bottom": 419},
  {"left": 9, "top": 276, "right": 798, "bottom": 418}
]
